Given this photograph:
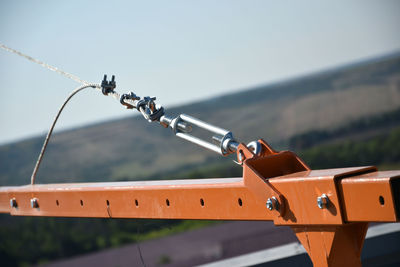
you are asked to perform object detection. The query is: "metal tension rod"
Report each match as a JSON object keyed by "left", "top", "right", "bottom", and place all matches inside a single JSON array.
[{"left": 159, "top": 114, "right": 240, "bottom": 155}]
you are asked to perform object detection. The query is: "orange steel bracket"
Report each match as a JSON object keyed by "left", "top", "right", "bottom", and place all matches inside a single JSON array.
[
  {"left": 234, "top": 139, "right": 400, "bottom": 266},
  {"left": 0, "top": 139, "right": 400, "bottom": 267},
  {"left": 238, "top": 139, "right": 310, "bottom": 218}
]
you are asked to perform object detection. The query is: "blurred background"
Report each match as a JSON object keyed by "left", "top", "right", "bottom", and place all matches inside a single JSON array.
[{"left": 1, "top": 1, "right": 400, "bottom": 266}]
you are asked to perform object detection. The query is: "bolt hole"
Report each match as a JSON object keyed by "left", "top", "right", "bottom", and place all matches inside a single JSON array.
[
  {"left": 56, "top": 200, "right": 59, "bottom": 206},
  {"left": 166, "top": 199, "right": 170, "bottom": 206},
  {"left": 80, "top": 200, "right": 84, "bottom": 206},
  {"left": 379, "top": 196, "right": 385, "bottom": 206},
  {"left": 238, "top": 198, "right": 243, "bottom": 206},
  {"left": 200, "top": 198, "right": 205, "bottom": 206},
  {"left": 106, "top": 200, "right": 110, "bottom": 206},
  {"left": 135, "top": 199, "right": 139, "bottom": 207}
]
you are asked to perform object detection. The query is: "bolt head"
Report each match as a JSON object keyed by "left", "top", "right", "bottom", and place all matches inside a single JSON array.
[
  {"left": 247, "top": 141, "right": 262, "bottom": 155},
  {"left": 238, "top": 152, "right": 243, "bottom": 162},
  {"left": 266, "top": 197, "right": 280, "bottom": 211},
  {"left": 266, "top": 199, "right": 273, "bottom": 210},
  {"left": 10, "top": 198, "right": 17, "bottom": 208},
  {"left": 30, "top": 198, "right": 39, "bottom": 209},
  {"left": 317, "top": 194, "right": 329, "bottom": 209}
]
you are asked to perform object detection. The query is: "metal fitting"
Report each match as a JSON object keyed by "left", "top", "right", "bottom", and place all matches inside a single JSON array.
[
  {"left": 220, "top": 132, "right": 235, "bottom": 155},
  {"left": 101, "top": 74, "right": 116, "bottom": 95},
  {"left": 266, "top": 197, "right": 280, "bottom": 211},
  {"left": 238, "top": 150, "right": 244, "bottom": 162},
  {"left": 10, "top": 198, "right": 17, "bottom": 208},
  {"left": 30, "top": 198, "right": 39, "bottom": 209},
  {"left": 317, "top": 194, "right": 329, "bottom": 209},
  {"left": 120, "top": 92, "right": 139, "bottom": 109},
  {"left": 247, "top": 141, "right": 262, "bottom": 156}
]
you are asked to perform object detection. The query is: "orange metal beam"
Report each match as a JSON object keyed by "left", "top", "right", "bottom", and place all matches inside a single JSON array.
[
  {"left": 340, "top": 170, "right": 400, "bottom": 222},
  {"left": 0, "top": 178, "right": 273, "bottom": 220},
  {"left": 1, "top": 168, "right": 399, "bottom": 224}
]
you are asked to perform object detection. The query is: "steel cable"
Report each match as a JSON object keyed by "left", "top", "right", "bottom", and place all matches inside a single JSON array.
[
  {"left": 28, "top": 84, "right": 142, "bottom": 185},
  {"left": 0, "top": 42, "right": 90, "bottom": 85},
  {"left": 30, "top": 84, "right": 100, "bottom": 185},
  {"left": 0, "top": 42, "right": 140, "bottom": 183}
]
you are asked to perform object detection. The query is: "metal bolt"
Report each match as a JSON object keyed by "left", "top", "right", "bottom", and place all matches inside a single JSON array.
[
  {"left": 247, "top": 141, "right": 262, "bottom": 156},
  {"left": 30, "top": 198, "right": 39, "bottom": 209},
  {"left": 266, "top": 197, "right": 280, "bottom": 211},
  {"left": 266, "top": 199, "right": 273, "bottom": 210},
  {"left": 317, "top": 194, "right": 329, "bottom": 209},
  {"left": 10, "top": 198, "right": 18, "bottom": 208},
  {"left": 238, "top": 151, "right": 244, "bottom": 162}
]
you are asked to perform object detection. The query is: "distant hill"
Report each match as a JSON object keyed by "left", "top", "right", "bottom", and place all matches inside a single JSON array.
[{"left": 1, "top": 53, "right": 400, "bottom": 185}]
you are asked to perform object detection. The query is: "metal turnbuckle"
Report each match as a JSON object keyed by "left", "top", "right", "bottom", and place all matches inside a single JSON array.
[{"left": 160, "top": 114, "right": 239, "bottom": 155}]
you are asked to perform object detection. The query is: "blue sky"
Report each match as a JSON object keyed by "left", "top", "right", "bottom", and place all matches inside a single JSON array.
[{"left": 1, "top": 1, "right": 399, "bottom": 144}]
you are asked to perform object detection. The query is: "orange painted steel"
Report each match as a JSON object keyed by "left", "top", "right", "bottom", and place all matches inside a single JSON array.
[
  {"left": 292, "top": 223, "right": 369, "bottom": 267},
  {"left": 0, "top": 178, "right": 272, "bottom": 220},
  {"left": 1, "top": 139, "right": 400, "bottom": 266},
  {"left": 340, "top": 171, "right": 400, "bottom": 222},
  {"left": 1, "top": 168, "right": 399, "bottom": 223}
]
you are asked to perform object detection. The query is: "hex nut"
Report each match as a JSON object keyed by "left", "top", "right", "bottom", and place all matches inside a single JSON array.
[
  {"left": 30, "top": 198, "right": 39, "bottom": 209},
  {"left": 266, "top": 199, "right": 273, "bottom": 210},
  {"left": 10, "top": 198, "right": 18, "bottom": 208},
  {"left": 266, "top": 197, "right": 280, "bottom": 211},
  {"left": 317, "top": 194, "right": 329, "bottom": 209}
]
